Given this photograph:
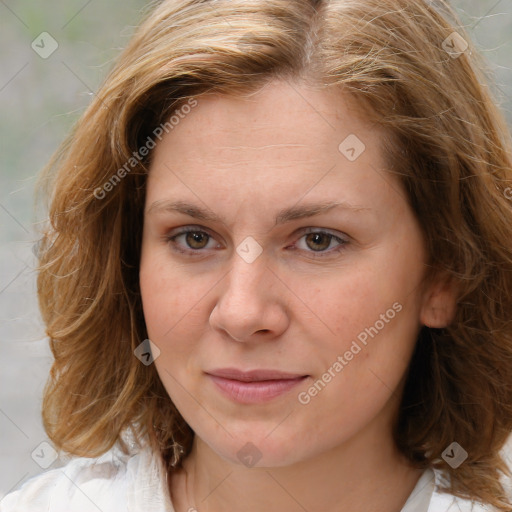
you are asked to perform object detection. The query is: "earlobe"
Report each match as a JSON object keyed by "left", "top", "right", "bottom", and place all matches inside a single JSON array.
[{"left": 420, "top": 275, "right": 458, "bottom": 328}]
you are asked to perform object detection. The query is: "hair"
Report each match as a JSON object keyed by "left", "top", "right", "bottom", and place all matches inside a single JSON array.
[{"left": 36, "top": 0, "right": 512, "bottom": 509}]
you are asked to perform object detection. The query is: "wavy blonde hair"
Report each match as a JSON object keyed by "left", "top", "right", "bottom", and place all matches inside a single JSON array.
[{"left": 37, "top": 0, "right": 512, "bottom": 509}]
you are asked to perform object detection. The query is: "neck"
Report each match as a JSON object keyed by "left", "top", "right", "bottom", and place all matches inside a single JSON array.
[{"left": 170, "top": 420, "right": 423, "bottom": 512}]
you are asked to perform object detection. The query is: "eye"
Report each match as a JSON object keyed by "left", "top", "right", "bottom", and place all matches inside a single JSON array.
[
  {"left": 166, "top": 227, "right": 219, "bottom": 255},
  {"left": 293, "top": 228, "right": 348, "bottom": 257},
  {"left": 166, "top": 226, "right": 348, "bottom": 258}
]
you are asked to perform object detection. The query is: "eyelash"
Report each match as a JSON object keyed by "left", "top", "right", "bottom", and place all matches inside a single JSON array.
[{"left": 165, "top": 226, "right": 349, "bottom": 258}]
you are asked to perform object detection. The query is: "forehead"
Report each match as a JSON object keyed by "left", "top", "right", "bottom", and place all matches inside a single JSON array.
[
  {"left": 145, "top": 79, "right": 406, "bottom": 224},
  {"left": 159, "top": 80, "right": 377, "bottom": 154}
]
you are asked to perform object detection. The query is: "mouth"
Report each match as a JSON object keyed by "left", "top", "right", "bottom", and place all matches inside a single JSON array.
[{"left": 205, "top": 368, "right": 309, "bottom": 404}]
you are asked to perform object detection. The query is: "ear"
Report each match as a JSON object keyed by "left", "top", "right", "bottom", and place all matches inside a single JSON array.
[{"left": 420, "top": 274, "right": 458, "bottom": 328}]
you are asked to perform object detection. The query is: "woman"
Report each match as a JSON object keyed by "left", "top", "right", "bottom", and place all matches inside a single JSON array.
[{"left": 2, "top": 0, "right": 512, "bottom": 510}]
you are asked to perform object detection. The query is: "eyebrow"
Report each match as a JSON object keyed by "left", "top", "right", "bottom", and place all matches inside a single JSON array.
[{"left": 147, "top": 199, "right": 371, "bottom": 226}]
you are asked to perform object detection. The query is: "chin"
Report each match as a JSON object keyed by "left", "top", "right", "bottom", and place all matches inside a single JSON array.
[{"left": 200, "top": 427, "right": 317, "bottom": 469}]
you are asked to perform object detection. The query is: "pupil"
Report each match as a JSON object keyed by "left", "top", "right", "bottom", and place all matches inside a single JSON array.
[
  {"left": 307, "top": 233, "right": 330, "bottom": 251},
  {"left": 187, "top": 232, "right": 207, "bottom": 248}
]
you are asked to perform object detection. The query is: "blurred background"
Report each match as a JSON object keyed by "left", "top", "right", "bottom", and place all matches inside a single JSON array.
[{"left": 1, "top": 0, "right": 512, "bottom": 499}]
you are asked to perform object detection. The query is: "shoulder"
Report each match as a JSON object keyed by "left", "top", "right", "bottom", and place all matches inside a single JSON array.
[
  {"left": 0, "top": 448, "right": 131, "bottom": 512},
  {"left": 428, "top": 469, "right": 502, "bottom": 512},
  {"left": 0, "top": 443, "right": 173, "bottom": 512}
]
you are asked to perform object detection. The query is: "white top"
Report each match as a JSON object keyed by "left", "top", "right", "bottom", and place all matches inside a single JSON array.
[{"left": 0, "top": 443, "right": 497, "bottom": 511}]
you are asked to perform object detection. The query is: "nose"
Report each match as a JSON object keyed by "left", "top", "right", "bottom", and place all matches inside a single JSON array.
[{"left": 209, "top": 252, "right": 289, "bottom": 343}]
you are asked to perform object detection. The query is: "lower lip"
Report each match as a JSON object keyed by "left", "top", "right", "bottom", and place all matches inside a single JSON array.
[{"left": 208, "top": 375, "right": 307, "bottom": 404}]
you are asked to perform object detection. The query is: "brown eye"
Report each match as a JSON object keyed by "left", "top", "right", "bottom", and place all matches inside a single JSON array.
[
  {"left": 185, "top": 231, "right": 209, "bottom": 249},
  {"left": 166, "top": 228, "right": 217, "bottom": 255},
  {"left": 304, "top": 232, "right": 332, "bottom": 252},
  {"left": 294, "top": 229, "right": 348, "bottom": 257}
]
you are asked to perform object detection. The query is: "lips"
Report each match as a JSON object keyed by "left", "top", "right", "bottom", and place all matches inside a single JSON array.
[
  {"left": 206, "top": 368, "right": 309, "bottom": 404},
  {"left": 207, "top": 368, "right": 306, "bottom": 381}
]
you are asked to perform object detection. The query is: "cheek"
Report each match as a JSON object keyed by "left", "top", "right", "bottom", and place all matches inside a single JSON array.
[
  {"left": 140, "top": 251, "right": 170, "bottom": 339},
  {"left": 140, "top": 256, "right": 213, "bottom": 432},
  {"left": 140, "top": 242, "right": 200, "bottom": 339},
  {"left": 291, "top": 252, "right": 422, "bottom": 392},
  {"left": 139, "top": 244, "right": 216, "bottom": 390},
  {"left": 294, "top": 289, "right": 420, "bottom": 444},
  {"left": 288, "top": 262, "right": 401, "bottom": 347}
]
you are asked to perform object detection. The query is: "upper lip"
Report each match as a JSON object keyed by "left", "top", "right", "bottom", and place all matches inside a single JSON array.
[{"left": 206, "top": 368, "right": 307, "bottom": 382}]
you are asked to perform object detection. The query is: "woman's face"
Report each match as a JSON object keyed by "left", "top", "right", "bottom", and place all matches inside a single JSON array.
[{"left": 140, "top": 79, "right": 437, "bottom": 467}]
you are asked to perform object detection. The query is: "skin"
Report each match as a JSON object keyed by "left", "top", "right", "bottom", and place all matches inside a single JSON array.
[{"left": 139, "top": 78, "right": 455, "bottom": 512}]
